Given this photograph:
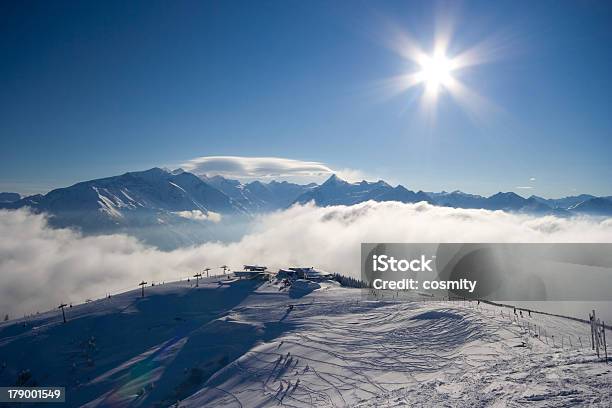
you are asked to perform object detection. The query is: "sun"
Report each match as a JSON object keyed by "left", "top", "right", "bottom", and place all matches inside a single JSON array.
[
  {"left": 416, "top": 51, "right": 456, "bottom": 93},
  {"left": 379, "top": 21, "right": 500, "bottom": 121}
]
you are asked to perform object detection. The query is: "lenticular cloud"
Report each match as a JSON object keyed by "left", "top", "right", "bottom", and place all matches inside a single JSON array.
[{"left": 1, "top": 203, "right": 612, "bottom": 317}]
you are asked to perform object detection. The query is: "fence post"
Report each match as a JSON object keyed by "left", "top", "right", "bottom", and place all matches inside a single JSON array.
[
  {"left": 603, "top": 321, "right": 608, "bottom": 363},
  {"left": 595, "top": 314, "right": 601, "bottom": 358},
  {"left": 591, "top": 310, "right": 595, "bottom": 350}
]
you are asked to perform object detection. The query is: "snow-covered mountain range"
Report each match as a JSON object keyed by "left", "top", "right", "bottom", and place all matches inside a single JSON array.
[
  {"left": 0, "top": 168, "right": 251, "bottom": 249},
  {"left": 290, "top": 174, "right": 612, "bottom": 216},
  {"left": 2, "top": 168, "right": 611, "bottom": 248}
]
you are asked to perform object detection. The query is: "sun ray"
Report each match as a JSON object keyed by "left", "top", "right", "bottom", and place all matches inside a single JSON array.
[
  {"left": 444, "top": 76, "right": 502, "bottom": 127},
  {"left": 377, "top": 17, "right": 508, "bottom": 124}
]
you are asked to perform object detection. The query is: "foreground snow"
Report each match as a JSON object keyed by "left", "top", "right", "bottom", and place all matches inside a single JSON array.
[{"left": 0, "top": 278, "right": 609, "bottom": 407}]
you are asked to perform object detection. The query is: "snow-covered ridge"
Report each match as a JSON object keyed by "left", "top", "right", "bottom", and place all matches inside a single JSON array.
[{"left": 0, "top": 278, "right": 609, "bottom": 407}]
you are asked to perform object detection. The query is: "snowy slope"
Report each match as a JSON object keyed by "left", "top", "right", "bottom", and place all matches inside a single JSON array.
[
  {"left": 181, "top": 286, "right": 611, "bottom": 407},
  {"left": 0, "top": 278, "right": 609, "bottom": 407}
]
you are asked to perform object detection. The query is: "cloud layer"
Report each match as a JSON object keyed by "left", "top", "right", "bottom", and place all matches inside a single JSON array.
[
  {"left": 1, "top": 203, "right": 612, "bottom": 317},
  {"left": 174, "top": 210, "right": 221, "bottom": 222},
  {"left": 179, "top": 155, "right": 366, "bottom": 183},
  {"left": 181, "top": 156, "right": 333, "bottom": 179}
]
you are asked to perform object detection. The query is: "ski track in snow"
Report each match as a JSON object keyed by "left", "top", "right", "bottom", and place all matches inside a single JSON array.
[
  {"left": 180, "top": 283, "right": 611, "bottom": 408},
  {"left": 0, "top": 279, "right": 609, "bottom": 407}
]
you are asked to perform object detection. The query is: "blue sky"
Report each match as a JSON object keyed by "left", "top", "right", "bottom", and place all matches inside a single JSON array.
[{"left": 1, "top": 0, "right": 611, "bottom": 198}]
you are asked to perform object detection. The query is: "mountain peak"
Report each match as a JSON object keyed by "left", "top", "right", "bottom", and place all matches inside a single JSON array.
[
  {"left": 144, "top": 167, "right": 167, "bottom": 173},
  {"left": 489, "top": 191, "right": 524, "bottom": 199},
  {"left": 245, "top": 180, "right": 269, "bottom": 194},
  {"left": 374, "top": 179, "right": 391, "bottom": 188},
  {"left": 127, "top": 167, "right": 170, "bottom": 179},
  {"left": 322, "top": 174, "right": 348, "bottom": 186}
]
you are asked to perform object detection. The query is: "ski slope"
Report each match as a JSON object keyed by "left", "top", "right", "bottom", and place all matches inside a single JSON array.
[{"left": 0, "top": 278, "right": 609, "bottom": 407}]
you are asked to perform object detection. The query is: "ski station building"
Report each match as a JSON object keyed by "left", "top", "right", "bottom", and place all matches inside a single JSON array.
[
  {"left": 233, "top": 265, "right": 334, "bottom": 282},
  {"left": 277, "top": 267, "right": 334, "bottom": 281},
  {"left": 234, "top": 265, "right": 272, "bottom": 280}
]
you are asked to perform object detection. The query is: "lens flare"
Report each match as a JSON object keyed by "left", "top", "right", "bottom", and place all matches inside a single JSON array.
[{"left": 377, "top": 17, "right": 506, "bottom": 124}]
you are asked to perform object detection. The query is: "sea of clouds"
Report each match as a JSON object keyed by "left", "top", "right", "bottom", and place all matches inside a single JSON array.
[{"left": 1, "top": 202, "right": 612, "bottom": 318}]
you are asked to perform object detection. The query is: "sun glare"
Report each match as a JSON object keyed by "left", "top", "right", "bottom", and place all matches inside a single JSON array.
[
  {"left": 380, "top": 20, "right": 500, "bottom": 122},
  {"left": 417, "top": 52, "right": 456, "bottom": 92}
]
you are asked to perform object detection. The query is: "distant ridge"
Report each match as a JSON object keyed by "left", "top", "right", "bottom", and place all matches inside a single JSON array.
[
  {"left": 293, "top": 174, "right": 609, "bottom": 217},
  {"left": 2, "top": 169, "right": 611, "bottom": 248}
]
